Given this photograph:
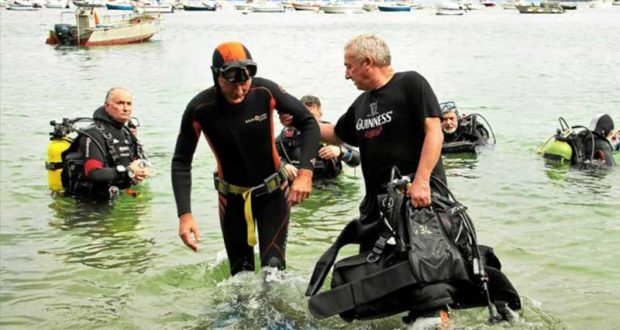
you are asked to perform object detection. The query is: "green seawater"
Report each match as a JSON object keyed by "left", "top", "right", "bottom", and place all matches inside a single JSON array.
[{"left": 2, "top": 6, "right": 619, "bottom": 329}]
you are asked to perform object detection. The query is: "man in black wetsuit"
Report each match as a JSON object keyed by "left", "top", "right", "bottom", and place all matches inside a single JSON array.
[
  {"left": 63, "top": 87, "right": 150, "bottom": 200},
  {"left": 317, "top": 34, "right": 451, "bottom": 324},
  {"left": 276, "top": 95, "right": 360, "bottom": 180},
  {"left": 587, "top": 113, "right": 616, "bottom": 166},
  {"left": 171, "top": 42, "right": 320, "bottom": 275},
  {"left": 441, "top": 101, "right": 489, "bottom": 146}
]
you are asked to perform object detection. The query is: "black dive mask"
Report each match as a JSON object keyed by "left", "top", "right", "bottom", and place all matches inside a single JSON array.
[{"left": 212, "top": 60, "right": 258, "bottom": 84}]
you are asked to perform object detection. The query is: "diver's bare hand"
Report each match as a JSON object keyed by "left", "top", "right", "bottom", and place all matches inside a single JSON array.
[
  {"left": 283, "top": 163, "right": 298, "bottom": 181},
  {"left": 178, "top": 213, "right": 201, "bottom": 251},
  {"left": 318, "top": 145, "right": 341, "bottom": 160},
  {"left": 128, "top": 159, "right": 150, "bottom": 182},
  {"left": 279, "top": 113, "right": 293, "bottom": 126},
  {"left": 408, "top": 178, "right": 431, "bottom": 208},
  {"left": 288, "top": 168, "right": 313, "bottom": 205}
]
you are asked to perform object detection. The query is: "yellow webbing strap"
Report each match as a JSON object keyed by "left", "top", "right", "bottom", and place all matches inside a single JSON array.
[
  {"left": 214, "top": 171, "right": 284, "bottom": 247},
  {"left": 242, "top": 188, "right": 257, "bottom": 247},
  {"left": 215, "top": 178, "right": 256, "bottom": 247}
]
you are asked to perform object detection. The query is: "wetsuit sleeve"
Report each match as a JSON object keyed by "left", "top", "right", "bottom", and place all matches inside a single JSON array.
[
  {"left": 334, "top": 104, "right": 358, "bottom": 147},
  {"left": 171, "top": 105, "right": 200, "bottom": 217},
  {"left": 81, "top": 132, "right": 118, "bottom": 182},
  {"left": 263, "top": 79, "right": 319, "bottom": 170}
]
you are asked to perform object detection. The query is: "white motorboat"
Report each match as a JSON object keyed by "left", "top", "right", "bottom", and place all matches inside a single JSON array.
[
  {"left": 320, "top": 2, "right": 364, "bottom": 13},
  {"left": 136, "top": 0, "right": 174, "bottom": 13},
  {"left": 291, "top": 1, "right": 320, "bottom": 10},
  {"left": 46, "top": 7, "right": 161, "bottom": 46},
  {"left": 45, "top": 0, "right": 68, "bottom": 8},
  {"left": 7, "top": 0, "right": 40, "bottom": 10},
  {"left": 72, "top": 0, "right": 105, "bottom": 7},
  {"left": 251, "top": 2, "right": 285, "bottom": 12},
  {"left": 436, "top": 0, "right": 465, "bottom": 14}
]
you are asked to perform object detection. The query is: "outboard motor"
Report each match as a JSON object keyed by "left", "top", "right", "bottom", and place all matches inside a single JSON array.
[{"left": 54, "top": 24, "right": 77, "bottom": 46}]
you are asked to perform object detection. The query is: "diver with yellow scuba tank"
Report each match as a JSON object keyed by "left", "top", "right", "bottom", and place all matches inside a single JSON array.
[
  {"left": 46, "top": 87, "right": 150, "bottom": 200},
  {"left": 540, "top": 114, "right": 616, "bottom": 168}
]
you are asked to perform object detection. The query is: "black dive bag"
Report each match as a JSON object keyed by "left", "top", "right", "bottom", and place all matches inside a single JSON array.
[{"left": 306, "top": 167, "right": 520, "bottom": 322}]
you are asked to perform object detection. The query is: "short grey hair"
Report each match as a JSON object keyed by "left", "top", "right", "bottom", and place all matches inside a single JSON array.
[
  {"left": 104, "top": 87, "right": 130, "bottom": 103},
  {"left": 344, "top": 34, "right": 391, "bottom": 67}
]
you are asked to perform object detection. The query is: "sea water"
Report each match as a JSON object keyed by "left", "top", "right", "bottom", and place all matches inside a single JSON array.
[{"left": 1, "top": 6, "right": 619, "bottom": 329}]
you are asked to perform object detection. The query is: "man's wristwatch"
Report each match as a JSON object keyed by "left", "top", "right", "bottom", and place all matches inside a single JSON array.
[
  {"left": 116, "top": 165, "right": 135, "bottom": 179},
  {"left": 116, "top": 165, "right": 127, "bottom": 175}
]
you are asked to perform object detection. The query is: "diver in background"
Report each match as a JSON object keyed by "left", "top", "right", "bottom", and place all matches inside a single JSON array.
[
  {"left": 61, "top": 87, "right": 150, "bottom": 200},
  {"left": 440, "top": 101, "right": 494, "bottom": 153},
  {"left": 587, "top": 113, "right": 616, "bottom": 166},
  {"left": 276, "top": 94, "right": 360, "bottom": 181},
  {"left": 541, "top": 113, "right": 616, "bottom": 167}
]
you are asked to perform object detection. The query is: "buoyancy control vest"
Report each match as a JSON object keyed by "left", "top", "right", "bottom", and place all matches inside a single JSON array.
[
  {"left": 277, "top": 126, "right": 342, "bottom": 179},
  {"left": 443, "top": 114, "right": 495, "bottom": 154},
  {"left": 541, "top": 117, "right": 616, "bottom": 167},
  {"left": 306, "top": 167, "right": 521, "bottom": 323}
]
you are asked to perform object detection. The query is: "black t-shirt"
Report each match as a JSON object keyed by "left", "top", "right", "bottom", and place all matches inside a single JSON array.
[{"left": 334, "top": 71, "right": 446, "bottom": 199}]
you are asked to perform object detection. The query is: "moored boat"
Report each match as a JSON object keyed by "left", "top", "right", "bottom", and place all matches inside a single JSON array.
[
  {"left": 291, "top": 1, "right": 320, "bottom": 10},
  {"left": 136, "top": 0, "right": 174, "bottom": 12},
  {"left": 45, "top": 8, "right": 161, "bottom": 46},
  {"left": 45, "top": 0, "right": 69, "bottom": 8},
  {"left": 72, "top": 0, "right": 105, "bottom": 7},
  {"left": 183, "top": 1, "right": 216, "bottom": 10},
  {"left": 7, "top": 0, "right": 40, "bottom": 10},
  {"left": 251, "top": 2, "right": 285, "bottom": 12},
  {"left": 436, "top": 0, "right": 465, "bottom": 14},
  {"left": 559, "top": 1, "right": 577, "bottom": 9},
  {"left": 320, "top": 2, "right": 364, "bottom": 13},
  {"left": 105, "top": 1, "right": 133, "bottom": 10},
  {"left": 377, "top": 2, "right": 411, "bottom": 11},
  {"left": 515, "top": 2, "right": 565, "bottom": 13}
]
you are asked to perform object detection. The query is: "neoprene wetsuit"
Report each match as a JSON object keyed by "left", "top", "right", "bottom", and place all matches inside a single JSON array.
[
  {"left": 171, "top": 77, "right": 319, "bottom": 275},
  {"left": 443, "top": 115, "right": 489, "bottom": 145}
]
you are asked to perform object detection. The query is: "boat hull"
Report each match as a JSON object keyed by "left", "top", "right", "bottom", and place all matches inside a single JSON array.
[
  {"left": 105, "top": 3, "right": 133, "bottom": 10},
  {"left": 377, "top": 5, "right": 411, "bottom": 11},
  {"left": 140, "top": 4, "right": 174, "bottom": 13},
  {"left": 183, "top": 4, "right": 216, "bottom": 10},
  {"left": 46, "top": 15, "right": 160, "bottom": 47},
  {"left": 320, "top": 5, "right": 364, "bottom": 14},
  {"left": 515, "top": 4, "right": 565, "bottom": 13}
]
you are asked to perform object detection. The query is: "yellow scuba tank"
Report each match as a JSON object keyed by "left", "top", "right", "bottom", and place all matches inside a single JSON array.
[
  {"left": 543, "top": 137, "right": 573, "bottom": 164},
  {"left": 46, "top": 120, "right": 73, "bottom": 192}
]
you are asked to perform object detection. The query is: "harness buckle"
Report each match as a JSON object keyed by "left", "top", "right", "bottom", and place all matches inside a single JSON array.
[
  {"left": 261, "top": 171, "right": 281, "bottom": 195},
  {"left": 213, "top": 174, "right": 230, "bottom": 195}
]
